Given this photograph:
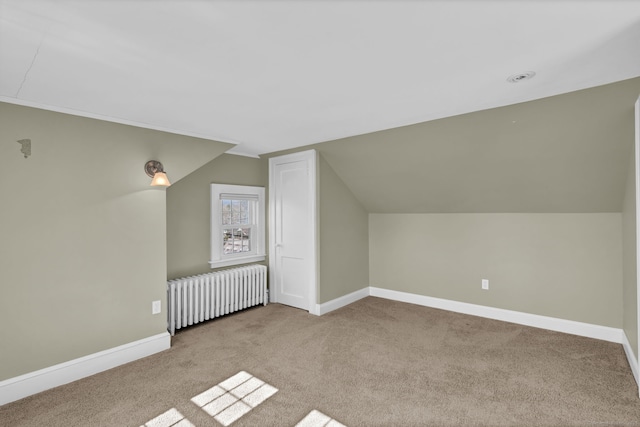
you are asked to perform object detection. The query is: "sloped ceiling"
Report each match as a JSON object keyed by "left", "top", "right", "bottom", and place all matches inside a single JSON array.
[
  {"left": 1, "top": 1, "right": 640, "bottom": 157},
  {"left": 309, "top": 77, "right": 640, "bottom": 213}
]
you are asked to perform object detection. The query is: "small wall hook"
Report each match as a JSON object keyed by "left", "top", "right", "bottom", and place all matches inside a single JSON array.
[{"left": 17, "top": 139, "right": 31, "bottom": 158}]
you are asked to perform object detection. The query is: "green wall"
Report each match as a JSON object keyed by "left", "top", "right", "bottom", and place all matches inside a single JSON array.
[
  {"left": 310, "top": 78, "right": 640, "bottom": 214},
  {"left": 166, "top": 154, "right": 266, "bottom": 280},
  {"left": 318, "top": 154, "right": 369, "bottom": 303},
  {"left": 370, "top": 213, "right": 623, "bottom": 327},
  {"left": 0, "top": 102, "right": 230, "bottom": 380},
  {"left": 623, "top": 123, "right": 638, "bottom": 360}
]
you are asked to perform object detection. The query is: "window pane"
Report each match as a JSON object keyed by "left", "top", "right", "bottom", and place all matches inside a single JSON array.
[
  {"left": 222, "top": 199, "right": 232, "bottom": 225},
  {"left": 222, "top": 228, "right": 251, "bottom": 254},
  {"left": 223, "top": 228, "right": 233, "bottom": 254},
  {"left": 241, "top": 228, "right": 251, "bottom": 252},
  {"left": 240, "top": 200, "right": 249, "bottom": 224},
  {"left": 222, "top": 199, "right": 250, "bottom": 226},
  {"left": 232, "top": 200, "right": 240, "bottom": 224}
]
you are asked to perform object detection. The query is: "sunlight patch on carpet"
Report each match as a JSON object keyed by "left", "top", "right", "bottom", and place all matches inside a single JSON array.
[
  {"left": 141, "top": 408, "right": 194, "bottom": 427},
  {"left": 191, "top": 371, "right": 278, "bottom": 426},
  {"left": 296, "top": 409, "right": 346, "bottom": 427}
]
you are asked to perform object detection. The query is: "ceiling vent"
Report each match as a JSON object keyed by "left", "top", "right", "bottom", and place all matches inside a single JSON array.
[{"left": 507, "top": 71, "right": 536, "bottom": 83}]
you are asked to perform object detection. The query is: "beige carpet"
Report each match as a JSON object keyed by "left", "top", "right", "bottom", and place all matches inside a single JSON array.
[{"left": 2, "top": 296, "right": 640, "bottom": 426}]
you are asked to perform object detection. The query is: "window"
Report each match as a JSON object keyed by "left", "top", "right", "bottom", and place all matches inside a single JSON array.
[{"left": 210, "top": 184, "right": 265, "bottom": 268}]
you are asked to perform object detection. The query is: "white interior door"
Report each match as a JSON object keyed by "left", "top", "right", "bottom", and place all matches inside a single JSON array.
[{"left": 269, "top": 150, "right": 317, "bottom": 312}]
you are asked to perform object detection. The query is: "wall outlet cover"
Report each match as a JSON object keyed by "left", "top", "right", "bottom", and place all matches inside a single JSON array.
[
  {"left": 152, "top": 300, "right": 161, "bottom": 314},
  {"left": 482, "top": 279, "right": 489, "bottom": 290}
]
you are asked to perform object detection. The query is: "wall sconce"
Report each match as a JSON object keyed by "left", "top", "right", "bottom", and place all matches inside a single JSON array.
[{"left": 144, "top": 160, "right": 171, "bottom": 187}]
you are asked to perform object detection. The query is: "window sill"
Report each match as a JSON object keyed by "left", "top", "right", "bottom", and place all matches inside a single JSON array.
[{"left": 209, "top": 255, "right": 266, "bottom": 269}]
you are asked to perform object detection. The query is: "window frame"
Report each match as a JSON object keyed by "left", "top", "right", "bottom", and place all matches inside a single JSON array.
[{"left": 209, "top": 183, "right": 265, "bottom": 269}]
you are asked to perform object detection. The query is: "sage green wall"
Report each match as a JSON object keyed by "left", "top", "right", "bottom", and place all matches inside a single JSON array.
[
  {"left": 167, "top": 154, "right": 265, "bottom": 280},
  {"left": 623, "top": 143, "right": 638, "bottom": 359},
  {"left": 315, "top": 78, "right": 640, "bottom": 214},
  {"left": 318, "top": 154, "right": 369, "bottom": 303},
  {"left": 0, "top": 102, "right": 230, "bottom": 380},
  {"left": 370, "top": 213, "right": 623, "bottom": 327}
]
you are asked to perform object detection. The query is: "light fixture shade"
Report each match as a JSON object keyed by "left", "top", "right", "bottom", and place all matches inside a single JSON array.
[
  {"left": 150, "top": 171, "right": 171, "bottom": 187},
  {"left": 145, "top": 160, "right": 171, "bottom": 187}
]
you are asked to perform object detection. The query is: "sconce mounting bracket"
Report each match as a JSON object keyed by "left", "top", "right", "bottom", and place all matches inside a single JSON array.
[{"left": 144, "top": 160, "right": 164, "bottom": 177}]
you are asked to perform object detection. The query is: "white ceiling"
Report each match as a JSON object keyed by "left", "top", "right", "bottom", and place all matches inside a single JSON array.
[{"left": 1, "top": 1, "right": 640, "bottom": 157}]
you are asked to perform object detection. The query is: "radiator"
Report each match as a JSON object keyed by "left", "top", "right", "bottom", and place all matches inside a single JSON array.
[{"left": 167, "top": 264, "right": 267, "bottom": 335}]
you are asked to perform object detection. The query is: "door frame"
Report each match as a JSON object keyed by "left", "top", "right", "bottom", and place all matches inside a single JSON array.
[
  {"left": 635, "top": 96, "right": 640, "bottom": 397},
  {"left": 268, "top": 149, "right": 318, "bottom": 314}
]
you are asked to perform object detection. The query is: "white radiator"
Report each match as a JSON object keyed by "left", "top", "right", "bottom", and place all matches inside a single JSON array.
[{"left": 167, "top": 264, "right": 267, "bottom": 335}]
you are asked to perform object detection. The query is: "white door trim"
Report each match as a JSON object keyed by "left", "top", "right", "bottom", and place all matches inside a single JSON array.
[
  {"left": 268, "top": 149, "right": 318, "bottom": 314},
  {"left": 635, "top": 96, "right": 640, "bottom": 396}
]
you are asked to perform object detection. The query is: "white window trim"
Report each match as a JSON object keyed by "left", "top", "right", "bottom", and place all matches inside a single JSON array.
[{"left": 210, "top": 183, "right": 265, "bottom": 269}]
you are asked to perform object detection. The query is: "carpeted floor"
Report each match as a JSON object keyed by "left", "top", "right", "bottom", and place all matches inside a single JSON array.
[{"left": 2, "top": 296, "right": 640, "bottom": 426}]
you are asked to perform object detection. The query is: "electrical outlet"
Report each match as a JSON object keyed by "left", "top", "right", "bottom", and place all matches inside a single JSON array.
[
  {"left": 482, "top": 279, "right": 489, "bottom": 290},
  {"left": 152, "top": 300, "right": 161, "bottom": 314}
]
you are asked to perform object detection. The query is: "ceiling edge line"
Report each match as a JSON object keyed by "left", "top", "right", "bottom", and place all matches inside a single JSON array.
[{"left": 0, "top": 96, "right": 239, "bottom": 146}]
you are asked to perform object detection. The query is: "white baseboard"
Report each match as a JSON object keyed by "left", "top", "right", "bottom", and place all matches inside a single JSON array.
[
  {"left": 315, "top": 287, "right": 370, "bottom": 316},
  {"left": 0, "top": 332, "right": 170, "bottom": 406},
  {"left": 369, "top": 287, "right": 624, "bottom": 344},
  {"left": 622, "top": 332, "right": 640, "bottom": 393}
]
